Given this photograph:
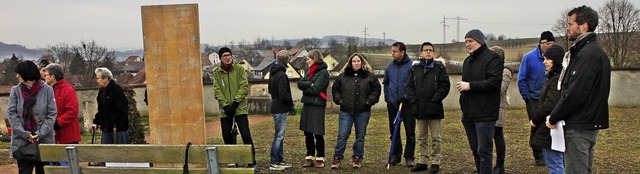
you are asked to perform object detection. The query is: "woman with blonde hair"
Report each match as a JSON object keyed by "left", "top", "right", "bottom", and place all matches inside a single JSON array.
[
  {"left": 330, "top": 53, "right": 381, "bottom": 169},
  {"left": 298, "top": 49, "right": 330, "bottom": 168}
]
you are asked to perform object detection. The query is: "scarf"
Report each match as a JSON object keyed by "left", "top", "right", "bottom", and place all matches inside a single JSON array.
[
  {"left": 20, "top": 81, "right": 42, "bottom": 133},
  {"left": 307, "top": 63, "right": 327, "bottom": 100},
  {"left": 221, "top": 62, "right": 233, "bottom": 72}
]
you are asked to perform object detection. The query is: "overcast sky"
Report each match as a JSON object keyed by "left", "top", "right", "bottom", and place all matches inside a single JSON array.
[{"left": 2, "top": 0, "right": 636, "bottom": 50}]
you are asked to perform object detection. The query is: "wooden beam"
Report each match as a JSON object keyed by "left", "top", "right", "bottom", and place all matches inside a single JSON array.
[{"left": 141, "top": 4, "right": 206, "bottom": 144}]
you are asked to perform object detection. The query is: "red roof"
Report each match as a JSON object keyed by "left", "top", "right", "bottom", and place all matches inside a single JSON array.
[
  {"left": 126, "top": 55, "right": 142, "bottom": 62},
  {"left": 202, "top": 55, "right": 212, "bottom": 66}
]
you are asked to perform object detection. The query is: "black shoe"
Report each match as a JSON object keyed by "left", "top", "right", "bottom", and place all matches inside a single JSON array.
[
  {"left": 410, "top": 163, "right": 429, "bottom": 172},
  {"left": 405, "top": 159, "right": 415, "bottom": 167},
  {"left": 389, "top": 156, "right": 401, "bottom": 165},
  {"left": 535, "top": 159, "right": 546, "bottom": 166},
  {"left": 429, "top": 164, "right": 440, "bottom": 173},
  {"left": 491, "top": 165, "right": 504, "bottom": 174}
]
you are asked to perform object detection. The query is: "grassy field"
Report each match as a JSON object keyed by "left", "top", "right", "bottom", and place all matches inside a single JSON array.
[
  {"left": 2, "top": 107, "right": 638, "bottom": 173},
  {"left": 233, "top": 107, "right": 639, "bottom": 173}
]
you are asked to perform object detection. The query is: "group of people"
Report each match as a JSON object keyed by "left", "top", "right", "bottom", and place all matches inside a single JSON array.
[
  {"left": 8, "top": 59, "right": 129, "bottom": 174},
  {"left": 6, "top": 4, "right": 610, "bottom": 174},
  {"left": 255, "top": 5, "right": 608, "bottom": 174}
]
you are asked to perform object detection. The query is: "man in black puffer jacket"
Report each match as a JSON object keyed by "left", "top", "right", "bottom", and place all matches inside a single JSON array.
[{"left": 457, "top": 29, "right": 504, "bottom": 174}]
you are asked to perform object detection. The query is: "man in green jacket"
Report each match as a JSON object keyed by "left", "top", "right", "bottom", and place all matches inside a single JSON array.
[{"left": 212, "top": 47, "right": 254, "bottom": 165}]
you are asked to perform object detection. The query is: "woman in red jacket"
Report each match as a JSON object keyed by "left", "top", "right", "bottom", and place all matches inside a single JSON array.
[{"left": 43, "top": 63, "right": 81, "bottom": 145}]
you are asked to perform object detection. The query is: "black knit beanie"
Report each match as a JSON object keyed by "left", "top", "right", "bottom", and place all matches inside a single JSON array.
[
  {"left": 465, "top": 29, "right": 485, "bottom": 45},
  {"left": 218, "top": 47, "right": 232, "bottom": 58},
  {"left": 543, "top": 44, "right": 565, "bottom": 65},
  {"left": 540, "top": 31, "right": 555, "bottom": 44}
]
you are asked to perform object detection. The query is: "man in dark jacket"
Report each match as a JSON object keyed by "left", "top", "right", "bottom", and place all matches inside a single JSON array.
[
  {"left": 383, "top": 42, "right": 415, "bottom": 167},
  {"left": 519, "top": 31, "right": 556, "bottom": 166},
  {"left": 268, "top": 50, "right": 294, "bottom": 171},
  {"left": 457, "top": 29, "right": 503, "bottom": 174},
  {"left": 407, "top": 42, "right": 450, "bottom": 173},
  {"left": 547, "top": 6, "right": 610, "bottom": 174},
  {"left": 93, "top": 67, "right": 129, "bottom": 144}
]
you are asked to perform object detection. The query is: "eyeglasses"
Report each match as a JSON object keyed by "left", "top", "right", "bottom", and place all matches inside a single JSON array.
[
  {"left": 43, "top": 73, "right": 50, "bottom": 77},
  {"left": 422, "top": 49, "right": 434, "bottom": 52}
]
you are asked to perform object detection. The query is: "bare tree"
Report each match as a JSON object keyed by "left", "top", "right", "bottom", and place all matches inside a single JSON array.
[
  {"left": 599, "top": 0, "right": 640, "bottom": 68},
  {"left": 76, "top": 40, "right": 118, "bottom": 87},
  {"left": 552, "top": 8, "right": 572, "bottom": 49}
]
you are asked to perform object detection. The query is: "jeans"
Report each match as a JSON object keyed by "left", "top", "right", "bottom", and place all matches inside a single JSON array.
[
  {"left": 542, "top": 148, "right": 565, "bottom": 174},
  {"left": 564, "top": 129, "right": 598, "bottom": 174},
  {"left": 270, "top": 112, "right": 287, "bottom": 164},
  {"left": 416, "top": 119, "right": 442, "bottom": 165},
  {"left": 333, "top": 111, "right": 371, "bottom": 161},
  {"left": 526, "top": 99, "right": 543, "bottom": 161},
  {"left": 101, "top": 130, "right": 129, "bottom": 144},
  {"left": 462, "top": 120, "right": 495, "bottom": 174},
  {"left": 494, "top": 127, "right": 505, "bottom": 167},
  {"left": 387, "top": 103, "right": 415, "bottom": 160}
]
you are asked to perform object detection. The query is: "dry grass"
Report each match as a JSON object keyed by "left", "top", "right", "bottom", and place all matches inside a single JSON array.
[{"left": 243, "top": 107, "right": 640, "bottom": 173}]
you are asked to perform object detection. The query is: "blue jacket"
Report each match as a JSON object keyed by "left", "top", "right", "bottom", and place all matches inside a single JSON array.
[
  {"left": 383, "top": 54, "right": 413, "bottom": 106},
  {"left": 518, "top": 45, "right": 546, "bottom": 100}
]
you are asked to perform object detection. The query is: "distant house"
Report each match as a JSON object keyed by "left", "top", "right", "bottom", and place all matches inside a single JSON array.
[
  {"left": 263, "top": 62, "right": 302, "bottom": 79},
  {"left": 121, "top": 61, "right": 145, "bottom": 76},
  {"left": 252, "top": 55, "right": 274, "bottom": 79},
  {"left": 125, "top": 55, "right": 143, "bottom": 62},
  {"left": 323, "top": 53, "right": 341, "bottom": 76},
  {"left": 288, "top": 47, "right": 309, "bottom": 76},
  {"left": 208, "top": 53, "right": 221, "bottom": 66}
]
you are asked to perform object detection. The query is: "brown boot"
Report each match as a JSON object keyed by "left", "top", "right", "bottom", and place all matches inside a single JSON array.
[
  {"left": 315, "top": 157, "right": 325, "bottom": 168},
  {"left": 302, "top": 156, "right": 314, "bottom": 167}
]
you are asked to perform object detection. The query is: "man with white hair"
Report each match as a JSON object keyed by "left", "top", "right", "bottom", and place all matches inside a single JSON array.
[{"left": 92, "top": 67, "right": 129, "bottom": 144}]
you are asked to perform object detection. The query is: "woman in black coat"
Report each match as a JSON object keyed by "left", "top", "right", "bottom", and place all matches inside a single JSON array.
[
  {"left": 330, "top": 53, "right": 381, "bottom": 169},
  {"left": 529, "top": 44, "right": 565, "bottom": 174}
]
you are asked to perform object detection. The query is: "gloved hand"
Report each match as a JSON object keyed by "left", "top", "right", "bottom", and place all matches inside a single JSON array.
[
  {"left": 223, "top": 104, "right": 235, "bottom": 117},
  {"left": 230, "top": 101, "right": 240, "bottom": 112}
]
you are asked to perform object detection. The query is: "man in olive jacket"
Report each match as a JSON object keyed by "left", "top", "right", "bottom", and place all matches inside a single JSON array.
[
  {"left": 457, "top": 29, "right": 504, "bottom": 174},
  {"left": 212, "top": 47, "right": 254, "bottom": 151}
]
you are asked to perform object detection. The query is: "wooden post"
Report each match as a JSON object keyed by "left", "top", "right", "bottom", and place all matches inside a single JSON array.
[{"left": 141, "top": 4, "right": 206, "bottom": 144}]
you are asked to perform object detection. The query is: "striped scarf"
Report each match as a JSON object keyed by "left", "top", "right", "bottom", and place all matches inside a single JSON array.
[{"left": 20, "top": 81, "right": 42, "bottom": 133}]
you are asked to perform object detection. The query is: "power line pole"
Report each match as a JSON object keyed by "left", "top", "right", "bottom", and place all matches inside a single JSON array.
[
  {"left": 362, "top": 25, "right": 369, "bottom": 47},
  {"left": 441, "top": 15, "right": 449, "bottom": 43},
  {"left": 446, "top": 15, "right": 468, "bottom": 43},
  {"left": 383, "top": 32, "right": 386, "bottom": 45}
]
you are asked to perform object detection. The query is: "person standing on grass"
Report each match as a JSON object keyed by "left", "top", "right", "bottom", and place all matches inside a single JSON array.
[
  {"left": 547, "top": 5, "right": 610, "bottom": 174},
  {"left": 330, "top": 53, "right": 381, "bottom": 170},
  {"left": 488, "top": 46, "right": 512, "bottom": 174},
  {"left": 518, "top": 31, "right": 556, "bottom": 166},
  {"left": 531, "top": 44, "right": 566, "bottom": 174},
  {"left": 44, "top": 63, "right": 81, "bottom": 166},
  {"left": 267, "top": 50, "right": 294, "bottom": 171},
  {"left": 406, "top": 42, "right": 450, "bottom": 173},
  {"left": 383, "top": 42, "right": 416, "bottom": 167},
  {"left": 298, "top": 49, "right": 330, "bottom": 168},
  {"left": 458, "top": 29, "right": 503, "bottom": 174},
  {"left": 212, "top": 47, "right": 255, "bottom": 166},
  {"left": 93, "top": 67, "right": 129, "bottom": 144}
]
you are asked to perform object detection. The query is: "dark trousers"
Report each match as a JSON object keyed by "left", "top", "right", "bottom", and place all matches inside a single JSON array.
[
  {"left": 463, "top": 120, "right": 496, "bottom": 174},
  {"left": 387, "top": 103, "right": 415, "bottom": 160},
  {"left": 525, "top": 99, "right": 543, "bottom": 161},
  {"left": 220, "top": 114, "right": 255, "bottom": 163},
  {"left": 18, "top": 160, "right": 45, "bottom": 174},
  {"left": 494, "top": 127, "right": 505, "bottom": 167},
  {"left": 304, "top": 131, "right": 325, "bottom": 157}
]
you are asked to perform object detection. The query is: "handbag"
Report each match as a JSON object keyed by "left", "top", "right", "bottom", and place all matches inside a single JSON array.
[{"left": 13, "top": 142, "right": 41, "bottom": 161}]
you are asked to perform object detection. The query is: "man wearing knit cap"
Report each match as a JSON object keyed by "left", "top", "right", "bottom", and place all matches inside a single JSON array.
[
  {"left": 518, "top": 31, "right": 556, "bottom": 166},
  {"left": 212, "top": 47, "right": 256, "bottom": 166},
  {"left": 458, "top": 29, "right": 504, "bottom": 174},
  {"left": 547, "top": 5, "right": 610, "bottom": 174}
]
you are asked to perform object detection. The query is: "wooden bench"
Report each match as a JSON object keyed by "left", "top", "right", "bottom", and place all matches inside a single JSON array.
[{"left": 39, "top": 144, "right": 255, "bottom": 174}]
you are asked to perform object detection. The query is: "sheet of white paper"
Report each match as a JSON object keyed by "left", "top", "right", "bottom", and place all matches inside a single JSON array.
[{"left": 551, "top": 120, "right": 565, "bottom": 152}]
